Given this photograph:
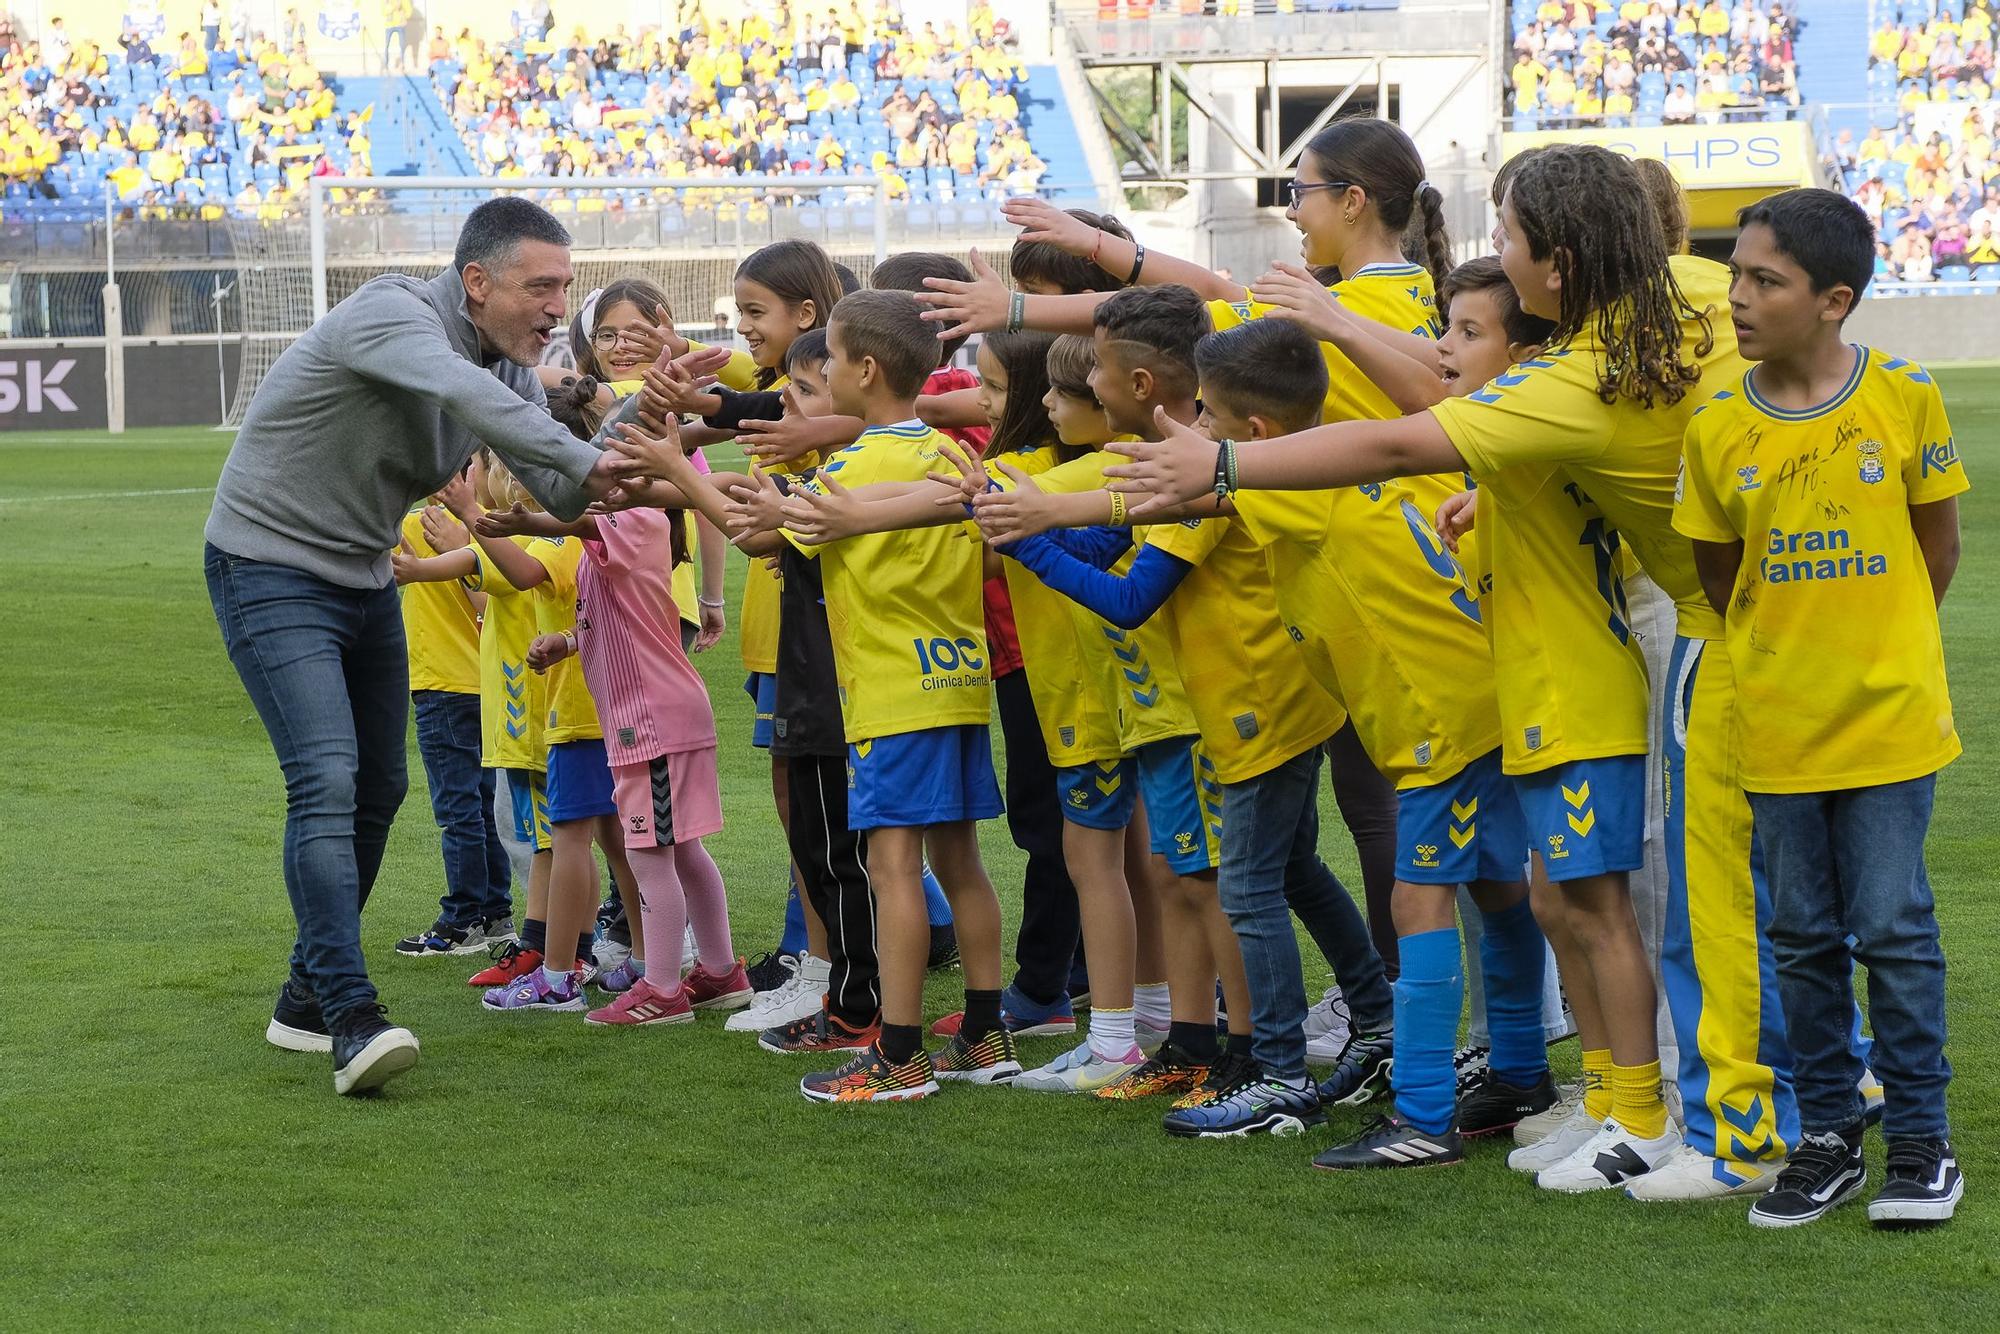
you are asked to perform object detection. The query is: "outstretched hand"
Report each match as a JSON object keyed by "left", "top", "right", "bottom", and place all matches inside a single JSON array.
[
  {"left": 1000, "top": 196, "right": 1097, "bottom": 256},
  {"left": 722, "top": 464, "right": 787, "bottom": 537},
  {"left": 915, "top": 248, "right": 1010, "bottom": 342},
  {"left": 774, "top": 466, "right": 863, "bottom": 543},
  {"left": 925, "top": 438, "right": 988, "bottom": 508},
  {"left": 1100, "top": 406, "right": 1222, "bottom": 517},
  {"left": 431, "top": 469, "right": 477, "bottom": 522},
  {"left": 390, "top": 536, "right": 422, "bottom": 585},
  {"left": 968, "top": 459, "right": 1052, "bottom": 545},
  {"left": 1248, "top": 261, "right": 1350, "bottom": 343},
  {"left": 1434, "top": 488, "right": 1477, "bottom": 554},
  {"left": 607, "top": 418, "right": 691, "bottom": 481},
  {"left": 419, "top": 503, "right": 469, "bottom": 553},
  {"left": 475, "top": 502, "right": 535, "bottom": 537},
  {"left": 738, "top": 387, "right": 830, "bottom": 467}
]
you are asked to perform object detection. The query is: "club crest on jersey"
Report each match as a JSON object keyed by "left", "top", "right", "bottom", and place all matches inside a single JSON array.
[
  {"left": 1413, "top": 844, "right": 1440, "bottom": 869},
  {"left": 1524, "top": 726, "right": 1543, "bottom": 751},
  {"left": 1413, "top": 741, "right": 1432, "bottom": 766},
  {"left": 1736, "top": 464, "right": 1761, "bottom": 492},
  {"left": 1059, "top": 726, "right": 1076, "bottom": 747},
  {"left": 1857, "top": 439, "right": 1886, "bottom": 484}
]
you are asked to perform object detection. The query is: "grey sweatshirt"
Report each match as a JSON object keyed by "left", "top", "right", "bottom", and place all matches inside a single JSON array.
[{"left": 204, "top": 266, "right": 603, "bottom": 590}]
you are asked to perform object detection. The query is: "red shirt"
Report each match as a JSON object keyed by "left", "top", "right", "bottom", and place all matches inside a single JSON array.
[{"left": 923, "top": 366, "right": 1024, "bottom": 679}]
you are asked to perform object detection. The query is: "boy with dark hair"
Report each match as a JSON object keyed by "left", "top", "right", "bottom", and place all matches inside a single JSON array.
[{"left": 1677, "top": 188, "right": 1966, "bottom": 1228}]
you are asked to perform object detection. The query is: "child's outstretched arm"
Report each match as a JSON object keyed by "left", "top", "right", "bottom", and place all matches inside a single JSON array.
[
  {"left": 1004, "top": 196, "right": 1240, "bottom": 300},
  {"left": 392, "top": 542, "right": 478, "bottom": 585},
  {"left": 475, "top": 504, "right": 598, "bottom": 539},
  {"left": 917, "top": 249, "right": 1111, "bottom": 340},
  {"left": 434, "top": 472, "right": 552, "bottom": 589},
  {"left": 1249, "top": 261, "right": 1447, "bottom": 407},
  {"left": 1004, "top": 532, "right": 1192, "bottom": 630}
]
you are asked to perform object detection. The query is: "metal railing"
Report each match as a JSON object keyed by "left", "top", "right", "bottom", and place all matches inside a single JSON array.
[{"left": 1057, "top": 0, "right": 1492, "bottom": 60}]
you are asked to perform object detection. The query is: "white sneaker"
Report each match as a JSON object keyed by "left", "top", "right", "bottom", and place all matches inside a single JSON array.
[
  {"left": 1013, "top": 1039, "right": 1147, "bottom": 1093},
  {"left": 1514, "top": 1084, "right": 1584, "bottom": 1146},
  {"left": 1623, "top": 1144, "right": 1782, "bottom": 1200},
  {"left": 724, "top": 954, "right": 828, "bottom": 1032},
  {"left": 1536, "top": 1117, "right": 1684, "bottom": 1193},
  {"left": 1303, "top": 985, "right": 1352, "bottom": 1065},
  {"left": 1508, "top": 1100, "right": 1599, "bottom": 1172}
]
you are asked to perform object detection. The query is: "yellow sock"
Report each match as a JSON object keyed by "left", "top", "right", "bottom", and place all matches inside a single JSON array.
[
  {"left": 1611, "top": 1059, "right": 1667, "bottom": 1139},
  {"left": 1581, "top": 1047, "right": 1613, "bottom": 1122}
]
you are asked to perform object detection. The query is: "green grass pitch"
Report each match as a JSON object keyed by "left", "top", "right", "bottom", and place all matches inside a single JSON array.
[{"left": 5, "top": 371, "right": 1998, "bottom": 1328}]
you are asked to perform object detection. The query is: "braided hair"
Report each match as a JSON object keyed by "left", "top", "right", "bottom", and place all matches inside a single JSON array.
[{"left": 1503, "top": 144, "right": 1711, "bottom": 408}]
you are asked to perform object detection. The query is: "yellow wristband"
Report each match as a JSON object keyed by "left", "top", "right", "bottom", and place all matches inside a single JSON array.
[{"left": 1108, "top": 490, "right": 1127, "bottom": 527}]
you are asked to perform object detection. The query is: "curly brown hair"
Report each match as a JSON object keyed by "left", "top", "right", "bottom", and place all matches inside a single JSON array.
[{"left": 1502, "top": 144, "right": 1711, "bottom": 408}]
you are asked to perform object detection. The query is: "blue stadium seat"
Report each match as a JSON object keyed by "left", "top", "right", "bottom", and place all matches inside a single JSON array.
[
  {"left": 1975, "top": 265, "right": 2000, "bottom": 283},
  {"left": 1937, "top": 264, "right": 1972, "bottom": 283}
]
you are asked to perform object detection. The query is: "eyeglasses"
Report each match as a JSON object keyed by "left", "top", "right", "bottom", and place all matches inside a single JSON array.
[
  {"left": 589, "top": 327, "right": 629, "bottom": 349},
  {"left": 1286, "top": 179, "right": 1352, "bottom": 209}
]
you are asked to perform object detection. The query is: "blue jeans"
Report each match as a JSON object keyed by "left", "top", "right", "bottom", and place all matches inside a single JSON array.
[
  {"left": 1218, "top": 744, "right": 1394, "bottom": 1083},
  {"left": 1748, "top": 775, "right": 1951, "bottom": 1141},
  {"left": 412, "top": 690, "right": 512, "bottom": 928},
  {"left": 205, "top": 545, "right": 409, "bottom": 1024}
]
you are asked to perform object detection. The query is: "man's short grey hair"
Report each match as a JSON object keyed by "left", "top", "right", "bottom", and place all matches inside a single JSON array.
[{"left": 453, "top": 197, "right": 572, "bottom": 276}]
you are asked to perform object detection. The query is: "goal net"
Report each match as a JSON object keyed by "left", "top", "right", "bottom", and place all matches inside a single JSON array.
[{"left": 223, "top": 174, "right": 1011, "bottom": 427}]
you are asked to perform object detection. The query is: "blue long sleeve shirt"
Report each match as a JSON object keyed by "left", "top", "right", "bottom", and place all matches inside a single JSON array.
[{"left": 1003, "top": 527, "right": 1193, "bottom": 629}]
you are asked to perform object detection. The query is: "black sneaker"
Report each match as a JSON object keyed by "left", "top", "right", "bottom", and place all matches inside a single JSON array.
[
  {"left": 329, "top": 1004, "right": 420, "bottom": 1096},
  {"left": 1313, "top": 1114, "right": 1464, "bottom": 1171},
  {"left": 1457, "top": 1070, "right": 1558, "bottom": 1137},
  {"left": 1748, "top": 1125, "right": 1867, "bottom": 1228},
  {"left": 1454, "top": 1044, "right": 1490, "bottom": 1098},
  {"left": 266, "top": 980, "right": 330, "bottom": 1054},
  {"left": 745, "top": 950, "right": 798, "bottom": 994},
  {"left": 1318, "top": 1032, "right": 1394, "bottom": 1107},
  {"left": 1172, "top": 1049, "right": 1259, "bottom": 1109},
  {"left": 927, "top": 923, "right": 960, "bottom": 971},
  {"left": 1869, "top": 1138, "right": 1964, "bottom": 1229}
]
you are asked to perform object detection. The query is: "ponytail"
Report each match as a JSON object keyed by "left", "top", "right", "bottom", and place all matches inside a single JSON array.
[{"left": 1409, "top": 180, "right": 1453, "bottom": 295}]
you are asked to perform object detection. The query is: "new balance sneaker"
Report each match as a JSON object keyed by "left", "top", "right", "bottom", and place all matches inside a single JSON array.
[
  {"left": 682, "top": 959, "right": 753, "bottom": 1011},
  {"left": 1303, "top": 986, "right": 1352, "bottom": 1065},
  {"left": 726, "top": 954, "right": 829, "bottom": 1032},
  {"left": 744, "top": 950, "right": 799, "bottom": 995},
  {"left": 467, "top": 942, "right": 541, "bottom": 988},
  {"left": 1172, "top": 1049, "right": 1258, "bottom": 1110},
  {"left": 1623, "top": 1145, "right": 1781, "bottom": 1201},
  {"left": 929, "top": 985, "right": 1076, "bottom": 1039},
  {"left": 1162, "top": 1077, "right": 1325, "bottom": 1138},
  {"left": 1313, "top": 1115, "right": 1464, "bottom": 1171},
  {"left": 1456, "top": 1070, "right": 1558, "bottom": 1138},
  {"left": 759, "top": 1007, "right": 879, "bottom": 1056},
  {"left": 1014, "top": 1040, "right": 1146, "bottom": 1094},
  {"left": 1748, "top": 1127, "right": 1868, "bottom": 1228},
  {"left": 1094, "top": 1043, "right": 1211, "bottom": 1101},
  {"left": 329, "top": 1005, "right": 419, "bottom": 1096},
  {"left": 1317, "top": 1033, "right": 1394, "bottom": 1108},
  {"left": 1508, "top": 1101, "right": 1600, "bottom": 1173},
  {"left": 585, "top": 976, "right": 693, "bottom": 1026},
  {"left": 594, "top": 959, "right": 645, "bottom": 994},
  {"left": 1868, "top": 1138, "right": 1963, "bottom": 1229},
  {"left": 931, "top": 1028, "right": 1023, "bottom": 1085},
  {"left": 927, "top": 923, "right": 960, "bottom": 971},
  {"left": 1536, "top": 1117, "right": 1684, "bottom": 1193},
  {"left": 1453, "top": 1044, "right": 1490, "bottom": 1098},
  {"left": 1514, "top": 1084, "right": 1584, "bottom": 1146},
  {"left": 266, "top": 979, "right": 331, "bottom": 1054},
  {"left": 396, "top": 918, "right": 499, "bottom": 958},
  {"left": 482, "top": 968, "right": 587, "bottom": 1013},
  {"left": 801, "top": 1044, "right": 939, "bottom": 1103}
]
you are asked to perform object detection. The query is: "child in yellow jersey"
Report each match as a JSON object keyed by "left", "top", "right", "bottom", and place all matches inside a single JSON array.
[
  {"left": 389, "top": 458, "right": 517, "bottom": 960},
  {"left": 1677, "top": 190, "right": 1966, "bottom": 1230},
  {"left": 779, "top": 291, "right": 1016, "bottom": 1102},
  {"left": 1105, "top": 144, "right": 1737, "bottom": 1192}
]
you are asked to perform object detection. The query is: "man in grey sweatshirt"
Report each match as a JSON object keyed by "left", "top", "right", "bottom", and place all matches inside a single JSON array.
[{"left": 203, "top": 197, "right": 640, "bottom": 1096}]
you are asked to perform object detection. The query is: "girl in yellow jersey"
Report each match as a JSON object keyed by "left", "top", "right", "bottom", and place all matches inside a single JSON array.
[{"left": 1106, "top": 144, "right": 1741, "bottom": 1193}]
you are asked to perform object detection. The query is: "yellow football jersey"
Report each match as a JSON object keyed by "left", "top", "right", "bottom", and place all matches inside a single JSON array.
[
  {"left": 1235, "top": 479, "right": 1500, "bottom": 789},
  {"left": 464, "top": 538, "right": 547, "bottom": 771},
  {"left": 398, "top": 508, "right": 480, "bottom": 694},
  {"left": 527, "top": 536, "right": 601, "bottom": 746},
  {"left": 1143, "top": 516, "right": 1344, "bottom": 783},
  {"left": 1030, "top": 450, "right": 1198, "bottom": 753},
  {"left": 1433, "top": 254, "right": 1745, "bottom": 643},
  {"left": 781, "top": 422, "right": 989, "bottom": 742},
  {"left": 987, "top": 445, "right": 1124, "bottom": 767},
  {"left": 1675, "top": 348, "right": 1966, "bottom": 793}
]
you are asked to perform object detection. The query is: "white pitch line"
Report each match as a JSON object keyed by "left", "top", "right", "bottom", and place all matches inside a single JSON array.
[{"left": 0, "top": 486, "right": 215, "bottom": 504}]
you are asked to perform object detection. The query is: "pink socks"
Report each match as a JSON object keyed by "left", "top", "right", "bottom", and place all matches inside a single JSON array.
[{"left": 629, "top": 839, "right": 733, "bottom": 982}]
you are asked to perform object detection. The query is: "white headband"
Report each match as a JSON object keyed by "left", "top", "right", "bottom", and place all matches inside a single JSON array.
[{"left": 577, "top": 286, "right": 605, "bottom": 339}]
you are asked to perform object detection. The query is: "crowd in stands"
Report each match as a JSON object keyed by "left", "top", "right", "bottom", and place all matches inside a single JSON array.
[
  {"left": 1829, "top": 0, "right": 1998, "bottom": 283},
  {"left": 429, "top": 1, "right": 1048, "bottom": 214},
  {"left": 0, "top": 11, "right": 363, "bottom": 221},
  {"left": 1506, "top": 1, "right": 1800, "bottom": 127}
]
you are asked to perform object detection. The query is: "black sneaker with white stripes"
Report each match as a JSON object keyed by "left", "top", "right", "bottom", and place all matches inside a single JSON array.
[
  {"left": 1457, "top": 1069, "right": 1558, "bottom": 1137},
  {"left": 1313, "top": 1115, "right": 1464, "bottom": 1171},
  {"left": 1748, "top": 1125, "right": 1867, "bottom": 1228},
  {"left": 1868, "top": 1138, "right": 1964, "bottom": 1229}
]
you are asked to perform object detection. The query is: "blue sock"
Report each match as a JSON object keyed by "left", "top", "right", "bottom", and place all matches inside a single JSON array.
[
  {"left": 1390, "top": 928, "right": 1464, "bottom": 1136},
  {"left": 522, "top": 918, "right": 547, "bottom": 953},
  {"left": 1478, "top": 899, "right": 1550, "bottom": 1087},
  {"left": 922, "top": 861, "right": 953, "bottom": 927},
  {"left": 778, "top": 877, "right": 807, "bottom": 957}
]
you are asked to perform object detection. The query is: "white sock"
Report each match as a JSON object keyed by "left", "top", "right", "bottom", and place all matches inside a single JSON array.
[
  {"left": 1090, "top": 1006, "right": 1138, "bottom": 1061},
  {"left": 540, "top": 964, "right": 572, "bottom": 993},
  {"left": 1133, "top": 982, "right": 1172, "bottom": 1030}
]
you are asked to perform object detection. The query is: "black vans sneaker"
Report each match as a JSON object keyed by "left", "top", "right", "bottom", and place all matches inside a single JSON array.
[
  {"left": 1457, "top": 1070, "right": 1559, "bottom": 1137},
  {"left": 1869, "top": 1138, "right": 1964, "bottom": 1229},
  {"left": 330, "top": 1005, "right": 420, "bottom": 1096},
  {"left": 1748, "top": 1125, "right": 1866, "bottom": 1228},
  {"left": 266, "top": 980, "right": 331, "bottom": 1054}
]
